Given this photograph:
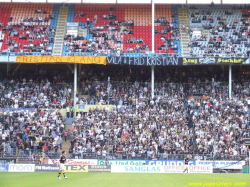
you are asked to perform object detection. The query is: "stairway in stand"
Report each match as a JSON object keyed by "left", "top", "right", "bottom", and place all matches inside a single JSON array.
[
  {"left": 178, "top": 7, "right": 190, "bottom": 57},
  {"left": 61, "top": 122, "right": 74, "bottom": 157},
  {"left": 52, "top": 6, "right": 68, "bottom": 56}
]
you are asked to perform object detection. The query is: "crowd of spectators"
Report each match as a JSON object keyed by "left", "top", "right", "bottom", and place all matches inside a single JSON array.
[
  {"left": 0, "top": 65, "right": 250, "bottom": 162},
  {"left": 67, "top": 65, "right": 250, "bottom": 160},
  {"left": 154, "top": 22, "right": 180, "bottom": 53},
  {"left": 0, "top": 107, "right": 66, "bottom": 158},
  {"left": 64, "top": 31, "right": 125, "bottom": 54},
  {"left": 0, "top": 67, "right": 77, "bottom": 158},
  {"left": 0, "top": 69, "right": 73, "bottom": 109}
]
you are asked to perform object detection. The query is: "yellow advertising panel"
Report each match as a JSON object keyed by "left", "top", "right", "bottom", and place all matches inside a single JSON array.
[
  {"left": 64, "top": 165, "right": 88, "bottom": 172},
  {"left": 76, "top": 105, "right": 114, "bottom": 113},
  {"left": 16, "top": 56, "right": 106, "bottom": 65}
]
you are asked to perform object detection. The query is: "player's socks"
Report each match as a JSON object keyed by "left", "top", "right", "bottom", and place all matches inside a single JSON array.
[
  {"left": 58, "top": 172, "right": 61, "bottom": 177},
  {"left": 63, "top": 173, "right": 67, "bottom": 179}
]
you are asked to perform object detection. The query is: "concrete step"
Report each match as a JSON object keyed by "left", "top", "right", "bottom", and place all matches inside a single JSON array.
[
  {"left": 61, "top": 140, "right": 71, "bottom": 154},
  {"left": 57, "top": 22, "right": 67, "bottom": 25},
  {"left": 66, "top": 118, "right": 74, "bottom": 126},
  {"left": 54, "top": 48, "right": 63, "bottom": 50},
  {"left": 53, "top": 45, "right": 62, "bottom": 47}
]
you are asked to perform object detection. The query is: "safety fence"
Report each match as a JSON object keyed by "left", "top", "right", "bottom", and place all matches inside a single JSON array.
[
  {"left": 0, "top": 148, "right": 60, "bottom": 163},
  {"left": 0, "top": 52, "right": 176, "bottom": 57},
  {"left": 1, "top": 148, "right": 248, "bottom": 163},
  {"left": 69, "top": 153, "right": 248, "bottom": 162}
]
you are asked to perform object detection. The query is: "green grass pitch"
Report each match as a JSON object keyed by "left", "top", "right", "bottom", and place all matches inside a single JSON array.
[{"left": 0, "top": 173, "right": 249, "bottom": 187}]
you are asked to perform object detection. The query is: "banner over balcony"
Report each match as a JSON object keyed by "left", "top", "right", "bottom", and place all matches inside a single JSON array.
[
  {"left": 178, "top": 57, "right": 249, "bottom": 65},
  {"left": 16, "top": 56, "right": 107, "bottom": 65},
  {"left": 107, "top": 56, "right": 250, "bottom": 66},
  {"left": 107, "top": 56, "right": 181, "bottom": 66}
]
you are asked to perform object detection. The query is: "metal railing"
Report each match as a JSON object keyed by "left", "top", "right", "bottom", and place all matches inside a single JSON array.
[
  {"left": 1, "top": 51, "right": 250, "bottom": 59},
  {"left": 62, "top": 52, "right": 179, "bottom": 57},
  {"left": 2, "top": 148, "right": 248, "bottom": 161},
  {"left": 69, "top": 152, "right": 248, "bottom": 161},
  {"left": 0, "top": 51, "right": 179, "bottom": 57},
  {"left": 0, "top": 148, "right": 60, "bottom": 161}
]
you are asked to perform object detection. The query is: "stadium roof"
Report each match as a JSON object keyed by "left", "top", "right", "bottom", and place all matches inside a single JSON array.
[{"left": 0, "top": 0, "right": 249, "bottom": 4}]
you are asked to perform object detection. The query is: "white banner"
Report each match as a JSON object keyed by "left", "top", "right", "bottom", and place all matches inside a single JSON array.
[
  {"left": 162, "top": 165, "right": 213, "bottom": 173},
  {"left": 111, "top": 165, "right": 213, "bottom": 173},
  {"left": 48, "top": 159, "right": 97, "bottom": 165},
  {"left": 9, "top": 164, "right": 35, "bottom": 172},
  {"left": 112, "top": 165, "right": 162, "bottom": 173},
  {"left": 197, "top": 160, "right": 245, "bottom": 169}
]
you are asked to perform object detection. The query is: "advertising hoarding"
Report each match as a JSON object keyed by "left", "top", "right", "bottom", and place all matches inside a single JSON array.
[
  {"left": 9, "top": 164, "right": 35, "bottom": 172},
  {"left": 48, "top": 159, "right": 97, "bottom": 165},
  {"left": 98, "top": 160, "right": 146, "bottom": 166},
  {"left": 88, "top": 165, "right": 111, "bottom": 172}
]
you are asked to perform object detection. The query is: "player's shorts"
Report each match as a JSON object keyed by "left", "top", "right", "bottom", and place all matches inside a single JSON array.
[{"left": 59, "top": 163, "right": 65, "bottom": 170}]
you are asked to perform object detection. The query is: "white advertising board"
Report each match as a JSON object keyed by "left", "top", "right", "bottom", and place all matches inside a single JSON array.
[
  {"left": 111, "top": 165, "right": 213, "bottom": 173},
  {"left": 112, "top": 165, "right": 162, "bottom": 173},
  {"left": 9, "top": 164, "right": 35, "bottom": 172},
  {"left": 162, "top": 165, "right": 213, "bottom": 173},
  {"left": 197, "top": 161, "right": 245, "bottom": 169}
]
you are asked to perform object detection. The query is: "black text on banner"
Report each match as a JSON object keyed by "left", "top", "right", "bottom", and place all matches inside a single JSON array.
[{"left": 107, "top": 56, "right": 180, "bottom": 66}]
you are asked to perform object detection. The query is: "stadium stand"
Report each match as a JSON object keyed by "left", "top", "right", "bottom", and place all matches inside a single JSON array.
[
  {"left": 187, "top": 5, "right": 250, "bottom": 57},
  {"left": 0, "top": 65, "right": 250, "bottom": 160},
  {"left": 0, "top": 3, "right": 250, "bottom": 163},
  {"left": 1, "top": 3, "right": 250, "bottom": 57},
  {"left": 64, "top": 65, "right": 250, "bottom": 160},
  {"left": 61, "top": 4, "right": 181, "bottom": 56},
  {"left": 0, "top": 66, "right": 75, "bottom": 159},
  {"left": 0, "top": 3, "right": 183, "bottom": 56},
  {"left": 0, "top": 3, "right": 56, "bottom": 55}
]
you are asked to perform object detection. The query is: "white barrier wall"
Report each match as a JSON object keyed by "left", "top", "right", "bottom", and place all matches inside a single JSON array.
[{"left": 1, "top": 159, "right": 246, "bottom": 173}]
